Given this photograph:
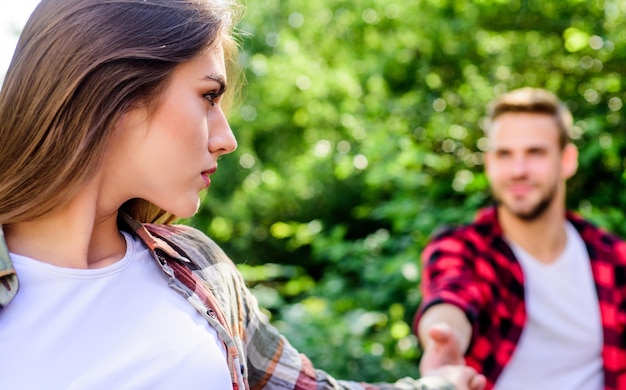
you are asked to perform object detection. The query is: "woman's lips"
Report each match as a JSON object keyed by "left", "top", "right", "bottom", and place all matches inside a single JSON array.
[{"left": 201, "top": 167, "right": 217, "bottom": 188}]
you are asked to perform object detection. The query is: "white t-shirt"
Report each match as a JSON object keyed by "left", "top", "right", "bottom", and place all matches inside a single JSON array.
[
  {"left": 0, "top": 231, "right": 233, "bottom": 389},
  {"left": 495, "top": 222, "right": 603, "bottom": 390}
]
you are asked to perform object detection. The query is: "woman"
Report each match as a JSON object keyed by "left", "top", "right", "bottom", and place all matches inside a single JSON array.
[{"left": 0, "top": 0, "right": 484, "bottom": 389}]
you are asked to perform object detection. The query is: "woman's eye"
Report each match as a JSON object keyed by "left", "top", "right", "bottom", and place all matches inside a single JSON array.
[{"left": 203, "top": 92, "right": 219, "bottom": 107}]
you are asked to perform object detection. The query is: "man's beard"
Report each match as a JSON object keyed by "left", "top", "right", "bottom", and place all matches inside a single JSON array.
[{"left": 492, "top": 182, "right": 558, "bottom": 221}]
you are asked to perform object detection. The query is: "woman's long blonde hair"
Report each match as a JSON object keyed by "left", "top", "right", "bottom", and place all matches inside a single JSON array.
[{"left": 0, "top": 0, "right": 242, "bottom": 224}]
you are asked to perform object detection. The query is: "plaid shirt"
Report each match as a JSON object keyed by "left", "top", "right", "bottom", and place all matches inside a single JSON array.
[
  {"left": 0, "top": 215, "right": 453, "bottom": 390},
  {"left": 414, "top": 206, "right": 626, "bottom": 390}
]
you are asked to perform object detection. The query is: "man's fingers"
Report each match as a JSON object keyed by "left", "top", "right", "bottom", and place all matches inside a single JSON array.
[
  {"left": 469, "top": 372, "right": 487, "bottom": 390},
  {"left": 422, "top": 365, "right": 485, "bottom": 390}
]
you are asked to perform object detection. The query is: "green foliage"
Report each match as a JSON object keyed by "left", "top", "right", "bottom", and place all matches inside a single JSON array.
[{"left": 190, "top": 0, "right": 626, "bottom": 383}]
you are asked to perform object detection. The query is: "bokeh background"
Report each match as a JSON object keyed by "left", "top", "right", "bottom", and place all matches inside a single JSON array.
[{"left": 4, "top": 0, "right": 626, "bottom": 383}]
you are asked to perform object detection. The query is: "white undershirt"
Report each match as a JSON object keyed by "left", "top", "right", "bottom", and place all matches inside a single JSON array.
[
  {"left": 0, "top": 231, "right": 233, "bottom": 390},
  {"left": 495, "top": 222, "right": 603, "bottom": 390}
]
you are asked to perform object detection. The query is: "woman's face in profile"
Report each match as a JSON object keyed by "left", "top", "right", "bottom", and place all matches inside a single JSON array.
[{"left": 102, "top": 43, "right": 238, "bottom": 218}]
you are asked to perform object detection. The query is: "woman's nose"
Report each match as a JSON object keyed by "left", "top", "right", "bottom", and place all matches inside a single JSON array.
[{"left": 209, "top": 108, "right": 237, "bottom": 156}]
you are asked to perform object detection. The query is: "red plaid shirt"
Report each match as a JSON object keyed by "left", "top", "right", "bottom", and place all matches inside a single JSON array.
[{"left": 414, "top": 206, "right": 626, "bottom": 390}]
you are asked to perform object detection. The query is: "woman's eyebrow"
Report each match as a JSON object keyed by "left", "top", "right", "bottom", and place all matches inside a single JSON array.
[{"left": 204, "top": 74, "right": 227, "bottom": 94}]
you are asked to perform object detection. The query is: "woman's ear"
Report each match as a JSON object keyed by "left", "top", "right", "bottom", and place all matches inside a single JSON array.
[{"left": 561, "top": 143, "right": 579, "bottom": 180}]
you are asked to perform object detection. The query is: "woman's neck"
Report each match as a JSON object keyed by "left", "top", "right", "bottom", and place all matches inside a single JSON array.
[{"left": 4, "top": 183, "right": 126, "bottom": 269}]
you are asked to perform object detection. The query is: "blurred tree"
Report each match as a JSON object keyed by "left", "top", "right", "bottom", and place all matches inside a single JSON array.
[{"left": 189, "top": 0, "right": 626, "bottom": 382}]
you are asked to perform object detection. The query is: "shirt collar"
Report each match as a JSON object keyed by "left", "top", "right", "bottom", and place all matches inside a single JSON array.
[
  {"left": 120, "top": 213, "right": 191, "bottom": 264},
  {"left": 0, "top": 225, "right": 18, "bottom": 308}
]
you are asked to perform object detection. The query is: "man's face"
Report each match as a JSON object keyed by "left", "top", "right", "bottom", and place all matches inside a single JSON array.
[{"left": 485, "top": 112, "right": 574, "bottom": 221}]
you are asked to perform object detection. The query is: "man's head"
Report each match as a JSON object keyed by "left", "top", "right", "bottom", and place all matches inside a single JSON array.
[{"left": 484, "top": 88, "right": 578, "bottom": 221}]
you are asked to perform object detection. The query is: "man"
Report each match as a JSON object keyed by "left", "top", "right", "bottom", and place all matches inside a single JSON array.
[{"left": 414, "top": 87, "right": 626, "bottom": 390}]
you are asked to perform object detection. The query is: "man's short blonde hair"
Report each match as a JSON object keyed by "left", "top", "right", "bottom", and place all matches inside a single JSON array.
[{"left": 487, "top": 87, "right": 573, "bottom": 149}]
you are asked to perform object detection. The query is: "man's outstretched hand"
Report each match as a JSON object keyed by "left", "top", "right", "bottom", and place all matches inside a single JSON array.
[
  {"left": 420, "top": 322, "right": 465, "bottom": 373},
  {"left": 419, "top": 323, "right": 486, "bottom": 390}
]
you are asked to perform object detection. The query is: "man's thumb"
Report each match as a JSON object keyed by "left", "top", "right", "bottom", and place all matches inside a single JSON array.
[{"left": 428, "top": 322, "right": 453, "bottom": 344}]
